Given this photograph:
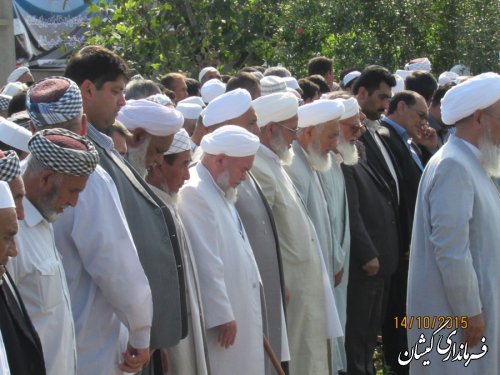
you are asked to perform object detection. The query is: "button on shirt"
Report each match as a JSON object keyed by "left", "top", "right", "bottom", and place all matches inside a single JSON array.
[{"left": 7, "top": 197, "right": 77, "bottom": 375}]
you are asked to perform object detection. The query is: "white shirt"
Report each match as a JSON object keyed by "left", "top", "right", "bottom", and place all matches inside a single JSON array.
[
  {"left": 0, "top": 331, "right": 10, "bottom": 375},
  {"left": 53, "top": 165, "right": 153, "bottom": 375},
  {"left": 8, "top": 197, "right": 77, "bottom": 375}
]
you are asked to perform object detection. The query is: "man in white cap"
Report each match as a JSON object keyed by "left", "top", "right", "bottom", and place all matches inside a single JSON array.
[
  {"left": 404, "top": 57, "right": 432, "bottom": 72},
  {"left": 147, "top": 128, "right": 209, "bottom": 375},
  {"left": 178, "top": 126, "right": 264, "bottom": 375},
  {"left": 260, "top": 76, "right": 288, "bottom": 96},
  {"left": 7, "top": 128, "right": 99, "bottom": 375},
  {"left": 252, "top": 92, "right": 342, "bottom": 374},
  {"left": 0, "top": 181, "right": 46, "bottom": 375},
  {"left": 6, "top": 66, "right": 34, "bottom": 85},
  {"left": 407, "top": 72, "right": 500, "bottom": 374},
  {"left": 176, "top": 102, "right": 203, "bottom": 136},
  {"left": 201, "top": 78, "right": 226, "bottom": 104},
  {"left": 199, "top": 66, "right": 221, "bottom": 87}
]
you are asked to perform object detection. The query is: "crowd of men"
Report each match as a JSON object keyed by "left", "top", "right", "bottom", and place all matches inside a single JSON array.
[{"left": 0, "top": 48, "right": 498, "bottom": 375}]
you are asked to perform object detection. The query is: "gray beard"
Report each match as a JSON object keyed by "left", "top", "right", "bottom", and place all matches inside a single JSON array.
[
  {"left": 215, "top": 170, "right": 238, "bottom": 204},
  {"left": 337, "top": 137, "right": 359, "bottom": 166},
  {"left": 127, "top": 137, "right": 151, "bottom": 179},
  {"left": 479, "top": 130, "right": 500, "bottom": 178},
  {"left": 307, "top": 144, "right": 332, "bottom": 172},
  {"left": 270, "top": 131, "right": 293, "bottom": 165}
]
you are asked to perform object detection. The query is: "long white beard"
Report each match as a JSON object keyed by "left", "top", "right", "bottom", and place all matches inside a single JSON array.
[
  {"left": 337, "top": 136, "right": 360, "bottom": 166},
  {"left": 479, "top": 128, "right": 500, "bottom": 178},
  {"left": 307, "top": 143, "right": 332, "bottom": 172},
  {"left": 270, "top": 131, "right": 293, "bottom": 165},
  {"left": 127, "top": 137, "right": 151, "bottom": 179},
  {"left": 216, "top": 170, "right": 238, "bottom": 204}
]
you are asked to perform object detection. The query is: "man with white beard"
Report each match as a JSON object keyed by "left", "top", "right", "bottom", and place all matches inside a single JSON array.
[
  {"left": 252, "top": 92, "right": 342, "bottom": 374},
  {"left": 178, "top": 126, "right": 265, "bottom": 375},
  {"left": 407, "top": 73, "right": 500, "bottom": 374}
]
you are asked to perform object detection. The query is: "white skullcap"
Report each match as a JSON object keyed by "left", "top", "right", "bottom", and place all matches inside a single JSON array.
[
  {"left": 392, "top": 75, "right": 405, "bottom": 95},
  {"left": 201, "top": 79, "right": 226, "bottom": 104},
  {"left": 252, "top": 71, "right": 264, "bottom": 80},
  {"left": 253, "top": 92, "right": 298, "bottom": 128},
  {"left": 0, "top": 181, "right": 15, "bottom": 209},
  {"left": 405, "top": 57, "right": 432, "bottom": 72},
  {"left": 441, "top": 72, "right": 500, "bottom": 125},
  {"left": 7, "top": 66, "right": 30, "bottom": 83},
  {"left": 438, "top": 71, "right": 459, "bottom": 87},
  {"left": 176, "top": 103, "right": 203, "bottom": 120},
  {"left": 342, "top": 71, "right": 361, "bottom": 87},
  {"left": 117, "top": 99, "right": 183, "bottom": 136},
  {"left": 146, "top": 93, "right": 173, "bottom": 107},
  {"left": 165, "top": 128, "right": 191, "bottom": 155},
  {"left": 202, "top": 88, "right": 252, "bottom": 127},
  {"left": 2, "top": 82, "right": 27, "bottom": 97},
  {"left": 178, "top": 96, "right": 206, "bottom": 108},
  {"left": 283, "top": 77, "right": 300, "bottom": 90},
  {"left": 199, "top": 66, "right": 218, "bottom": 82},
  {"left": 260, "top": 76, "right": 287, "bottom": 96},
  {"left": 201, "top": 125, "right": 259, "bottom": 157},
  {"left": 450, "top": 64, "right": 471, "bottom": 76},
  {"left": 339, "top": 97, "right": 360, "bottom": 120},
  {"left": 0, "top": 117, "right": 31, "bottom": 152},
  {"left": 298, "top": 99, "right": 345, "bottom": 128},
  {"left": 395, "top": 69, "right": 411, "bottom": 80}
]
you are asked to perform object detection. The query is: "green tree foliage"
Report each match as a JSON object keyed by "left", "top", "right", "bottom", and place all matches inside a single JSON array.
[{"left": 84, "top": 0, "right": 499, "bottom": 79}]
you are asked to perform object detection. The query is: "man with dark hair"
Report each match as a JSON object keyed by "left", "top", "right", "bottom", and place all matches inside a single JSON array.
[
  {"left": 226, "top": 72, "right": 261, "bottom": 99},
  {"left": 404, "top": 71, "right": 438, "bottom": 106},
  {"left": 185, "top": 77, "right": 200, "bottom": 97},
  {"left": 308, "top": 74, "right": 331, "bottom": 94},
  {"left": 65, "top": 45, "right": 187, "bottom": 375},
  {"left": 159, "top": 73, "right": 188, "bottom": 102},
  {"left": 429, "top": 85, "right": 453, "bottom": 145},
  {"left": 298, "top": 78, "right": 320, "bottom": 104},
  {"left": 307, "top": 56, "right": 334, "bottom": 89}
]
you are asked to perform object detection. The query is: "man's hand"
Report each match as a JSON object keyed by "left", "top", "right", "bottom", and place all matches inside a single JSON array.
[
  {"left": 463, "top": 313, "right": 485, "bottom": 347},
  {"left": 361, "top": 257, "right": 379, "bottom": 276},
  {"left": 334, "top": 268, "right": 344, "bottom": 287},
  {"left": 417, "top": 126, "right": 438, "bottom": 149},
  {"left": 118, "top": 343, "right": 150, "bottom": 373},
  {"left": 216, "top": 320, "right": 237, "bottom": 349}
]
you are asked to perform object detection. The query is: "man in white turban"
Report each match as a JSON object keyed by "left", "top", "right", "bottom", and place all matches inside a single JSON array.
[
  {"left": 178, "top": 126, "right": 265, "bottom": 375},
  {"left": 405, "top": 57, "right": 432, "bottom": 72},
  {"left": 6, "top": 66, "right": 33, "bottom": 85},
  {"left": 407, "top": 72, "right": 500, "bottom": 374},
  {"left": 199, "top": 66, "right": 221, "bottom": 87}
]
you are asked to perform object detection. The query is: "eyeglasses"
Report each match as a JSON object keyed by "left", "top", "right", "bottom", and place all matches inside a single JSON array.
[{"left": 276, "top": 123, "right": 300, "bottom": 134}]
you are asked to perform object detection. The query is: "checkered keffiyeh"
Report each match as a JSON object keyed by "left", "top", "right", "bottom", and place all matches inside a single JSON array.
[
  {"left": 26, "top": 77, "right": 82, "bottom": 128},
  {"left": 0, "top": 150, "right": 21, "bottom": 182},
  {"left": 0, "top": 95, "right": 11, "bottom": 111},
  {"left": 165, "top": 128, "right": 191, "bottom": 155},
  {"left": 28, "top": 128, "right": 99, "bottom": 176}
]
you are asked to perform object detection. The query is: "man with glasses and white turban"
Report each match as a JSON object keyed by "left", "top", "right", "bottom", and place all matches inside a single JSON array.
[
  {"left": 7, "top": 128, "right": 99, "bottom": 375},
  {"left": 407, "top": 72, "right": 500, "bottom": 374}
]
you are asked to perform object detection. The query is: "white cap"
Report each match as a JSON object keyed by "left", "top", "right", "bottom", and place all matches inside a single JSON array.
[
  {"left": 146, "top": 93, "right": 173, "bottom": 107},
  {"left": 450, "top": 64, "right": 471, "bottom": 76},
  {"left": 392, "top": 75, "right": 405, "bottom": 95},
  {"left": 252, "top": 92, "right": 298, "bottom": 128},
  {"left": 395, "top": 69, "right": 411, "bottom": 80},
  {"left": 199, "top": 66, "right": 219, "bottom": 82},
  {"left": 201, "top": 125, "right": 260, "bottom": 157},
  {"left": 405, "top": 57, "right": 432, "bottom": 72},
  {"left": 339, "top": 97, "right": 360, "bottom": 120},
  {"left": 298, "top": 99, "right": 345, "bottom": 128},
  {"left": 178, "top": 96, "right": 206, "bottom": 108},
  {"left": 201, "top": 79, "right": 226, "bottom": 104},
  {"left": 202, "top": 88, "right": 252, "bottom": 127},
  {"left": 342, "top": 71, "right": 361, "bottom": 87},
  {"left": 0, "top": 181, "right": 15, "bottom": 209},
  {"left": 438, "top": 71, "right": 459, "bottom": 87},
  {"left": 260, "top": 76, "right": 287, "bottom": 96},
  {"left": 7, "top": 66, "right": 30, "bottom": 83},
  {"left": 165, "top": 128, "right": 191, "bottom": 155},
  {"left": 283, "top": 77, "right": 300, "bottom": 90},
  {"left": 117, "top": 99, "right": 183, "bottom": 136},
  {"left": 0, "top": 117, "right": 31, "bottom": 152},
  {"left": 2, "top": 82, "right": 27, "bottom": 97},
  {"left": 441, "top": 72, "right": 500, "bottom": 125},
  {"left": 176, "top": 103, "right": 203, "bottom": 120}
]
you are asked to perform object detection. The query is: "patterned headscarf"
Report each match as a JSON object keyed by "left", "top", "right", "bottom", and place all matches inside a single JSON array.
[{"left": 0, "top": 150, "right": 21, "bottom": 182}]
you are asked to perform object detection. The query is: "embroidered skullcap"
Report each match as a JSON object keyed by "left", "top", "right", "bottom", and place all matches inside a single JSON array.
[
  {"left": 342, "top": 71, "right": 361, "bottom": 87},
  {"left": 176, "top": 103, "right": 203, "bottom": 120},
  {"left": 28, "top": 128, "right": 99, "bottom": 176},
  {"left": 392, "top": 74, "right": 405, "bottom": 95},
  {"left": 0, "top": 150, "right": 21, "bottom": 182},
  {"left": 405, "top": 57, "right": 431, "bottom": 72},
  {"left": 260, "top": 76, "right": 287, "bottom": 96},
  {"left": 339, "top": 97, "right": 360, "bottom": 120},
  {"left": 438, "top": 71, "right": 459, "bottom": 87},
  {"left": 202, "top": 88, "right": 252, "bottom": 127},
  {"left": 0, "top": 181, "right": 15, "bottom": 209},
  {"left": 201, "top": 79, "right": 226, "bottom": 104},
  {"left": 395, "top": 69, "right": 411, "bottom": 80},
  {"left": 0, "top": 117, "right": 31, "bottom": 152},
  {"left": 199, "top": 66, "right": 219, "bottom": 82},
  {"left": 298, "top": 99, "right": 345, "bottom": 128},
  {"left": 117, "top": 99, "right": 183, "bottom": 136},
  {"left": 7, "top": 67, "right": 30, "bottom": 83},
  {"left": 178, "top": 96, "right": 206, "bottom": 108},
  {"left": 450, "top": 64, "right": 471, "bottom": 76},
  {"left": 283, "top": 77, "right": 300, "bottom": 90},
  {"left": 164, "top": 128, "right": 191, "bottom": 155},
  {"left": 252, "top": 92, "right": 298, "bottom": 128},
  {"left": 441, "top": 72, "right": 500, "bottom": 125},
  {"left": 146, "top": 93, "right": 173, "bottom": 107},
  {"left": 201, "top": 125, "right": 259, "bottom": 157},
  {"left": 26, "top": 77, "right": 82, "bottom": 128}
]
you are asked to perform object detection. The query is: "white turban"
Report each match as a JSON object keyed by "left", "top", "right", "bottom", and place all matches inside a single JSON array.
[
  {"left": 202, "top": 88, "right": 252, "bottom": 127},
  {"left": 176, "top": 103, "right": 203, "bottom": 120},
  {"left": 392, "top": 75, "right": 405, "bottom": 95},
  {"left": 342, "top": 71, "right": 361, "bottom": 87},
  {"left": 0, "top": 117, "right": 31, "bottom": 152},
  {"left": 117, "top": 99, "right": 183, "bottom": 136},
  {"left": 7, "top": 67, "right": 30, "bottom": 83},
  {"left": 199, "top": 66, "right": 218, "bottom": 82},
  {"left": 283, "top": 77, "right": 300, "bottom": 90},
  {"left": 178, "top": 96, "right": 206, "bottom": 108},
  {"left": 252, "top": 92, "right": 298, "bottom": 127},
  {"left": 438, "top": 71, "right": 459, "bottom": 87},
  {"left": 339, "top": 97, "right": 360, "bottom": 120},
  {"left": 0, "top": 181, "right": 15, "bottom": 209},
  {"left": 165, "top": 128, "right": 191, "bottom": 155},
  {"left": 201, "top": 79, "right": 226, "bottom": 104},
  {"left": 405, "top": 57, "right": 432, "bottom": 72},
  {"left": 146, "top": 94, "right": 173, "bottom": 107},
  {"left": 260, "top": 76, "right": 287, "bottom": 96},
  {"left": 450, "top": 64, "right": 471, "bottom": 76},
  {"left": 441, "top": 72, "right": 500, "bottom": 125},
  {"left": 201, "top": 125, "right": 260, "bottom": 157},
  {"left": 395, "top": 69, "right": 411, "bottom": 80},
  {"left": 2, "top": 82, "right": 27, "bottom": 97},
  {"left": 298, "top": 99, "right": 345, "bottom": 128}
]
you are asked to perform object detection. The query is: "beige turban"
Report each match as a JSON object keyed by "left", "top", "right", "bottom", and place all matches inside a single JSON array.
[
  {"left": 441, "top": 72, "right": 500, "bottom": 125},
  {"left": 202, "top": 88, "right": 252, "bottom": 127},
  {"left": 252, "top": 92, "right": 298, "bottom": 127},
  {"left": 0, "top": 181, "right": 15, "bottom": 209},
  {"left": 165, "top": 128, "right": 191, "bottom": 155},
  {"left": 201, "top": 125, "right": 260, "bottom": 157},
  {"left": 298, "top": 99, "right": 345, "bottom": 128},
  {"left": 201, "top": 79, "right": 226, "bottom": 104}
]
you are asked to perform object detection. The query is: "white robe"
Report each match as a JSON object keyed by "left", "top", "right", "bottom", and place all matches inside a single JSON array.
[
  {"left": 178, "top": 164, "right": 264, "bottom": 375},
  {"left": 407, "top": 135, "right": 500, "bottom": 374}
]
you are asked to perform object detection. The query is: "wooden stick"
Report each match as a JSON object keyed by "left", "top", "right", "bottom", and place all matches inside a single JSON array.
[{"left": 263, "top": 336, "right": 286, "bottom": 375}]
